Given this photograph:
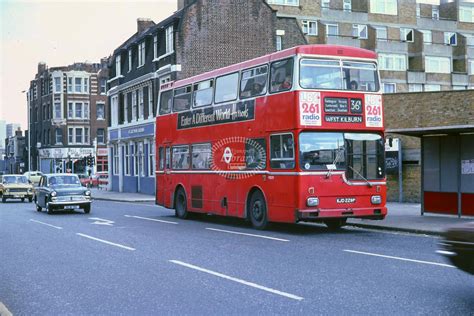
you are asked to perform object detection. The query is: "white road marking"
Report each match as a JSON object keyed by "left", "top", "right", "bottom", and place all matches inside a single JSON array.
[
  {"left": 205, "top": 228, "right": 289, "bottom": 242},
  {"left": 124, "top": 215, "right": 178, "bottom": 225},
  {"left": 76, "top": 233, "right": 136, "bottom": 251},
  {"left": 344, "top": 250, "right": 455, "bottom": 268},
  {"left": 0, "top": 302, "right": 12, "bottom": 316},
  {"left": 169, "top": 260, "right": 303, "bottom": 301},
  {"left": 89, "top": 217, "right": 115, "bottom": 226},
  {"left": 29, "top": 219, "right": 63, "bottom": 230}
]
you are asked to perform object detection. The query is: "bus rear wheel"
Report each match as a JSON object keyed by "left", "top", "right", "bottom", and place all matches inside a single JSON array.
[
  {"left": 249, "top": 191, "right": 268, "bottom": 230},
  {"left": 324, "top": 218, "right": 347, "bottom": 230},
  {"left": 175, "top": 187, "right": 189, "bottom": 219}
]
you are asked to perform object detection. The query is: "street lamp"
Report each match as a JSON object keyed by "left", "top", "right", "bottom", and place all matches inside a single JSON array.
[{"left": 21, "top": 90, "right": 31, "bottom": 171}]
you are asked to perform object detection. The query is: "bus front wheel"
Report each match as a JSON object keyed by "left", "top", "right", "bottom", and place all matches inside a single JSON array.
[
  {"left": 175, "top": 187, "right": 189, "bottom": 219},
  {"left": 249, "top": 191, "right": 268, "bottom": 230}
]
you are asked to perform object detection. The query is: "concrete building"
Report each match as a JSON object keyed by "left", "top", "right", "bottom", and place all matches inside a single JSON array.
[
  {"left": 5, "top": 129, "right": 27, "bottom": 174},
  {"left": 28, "top": 61, "right": 109, "bottom": 175},
  {"left": 6, "top": 123, "right": 21, "bottom": 138},
  {"left": 107, "top": 1, "right": 303, "bottom": 194},
  {"left": 267, "top": 0, "right": 474, "bottom": 92}
]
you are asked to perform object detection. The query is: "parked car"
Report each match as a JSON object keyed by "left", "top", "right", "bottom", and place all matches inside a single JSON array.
[
  {"left": 24, "top": 171, "right": 43, "bottom": 186},
  {"left": 78, "top": 174, "right": 92, "bottom": 187},
  {"left": 35, "top": 174, "right": 92, "bottom": 214},
  {"left": 437, "top": 221, "right": 474, "bottom": 275},
  {"left": 0, "top": 174, "right": 34, "bottom": 203}
]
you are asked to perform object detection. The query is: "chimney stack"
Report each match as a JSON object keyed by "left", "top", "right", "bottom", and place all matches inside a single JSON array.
[
  {"left": 38, "top": 62, "right": 47, "bottom": 74},
  {"left": 137, "top": 18, "right": 154, "bottom": 34}
]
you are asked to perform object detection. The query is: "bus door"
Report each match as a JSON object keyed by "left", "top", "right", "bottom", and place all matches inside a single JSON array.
[{"left": 157, "top": 145, "right": 171, "bottom": 207}]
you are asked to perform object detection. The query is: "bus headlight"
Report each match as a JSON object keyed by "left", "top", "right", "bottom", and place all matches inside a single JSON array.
[
  {"left": 307, "top": 197, "right": 319, "bottom": 207},
  {"left": 371, "top": 195, "right": 382, "bottom": 205}
]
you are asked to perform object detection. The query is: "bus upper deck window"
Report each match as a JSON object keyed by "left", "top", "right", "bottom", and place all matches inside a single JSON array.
[
  {"left": 270, "top": 58, "right": 293, "bottom": 93},
  {"left": 159, "top": 90, "right": 173, "bottom": 115},
  {"left": 173, "top": 86, "right": 192, "bottom": 112}
]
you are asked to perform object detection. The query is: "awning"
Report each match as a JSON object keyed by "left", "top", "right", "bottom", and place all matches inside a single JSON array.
[{"left": 387, "top": 125, "right": 474, "bottom": 137}]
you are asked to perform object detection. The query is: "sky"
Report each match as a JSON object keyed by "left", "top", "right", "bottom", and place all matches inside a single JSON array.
[{"left": 0, "top": 0, "right": 177, "bottom": 129}]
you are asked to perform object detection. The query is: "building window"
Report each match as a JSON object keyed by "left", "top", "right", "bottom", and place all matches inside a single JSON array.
[
  {"left": 68, "top": 102, "right": 73, "bottom": 118},
  {"left": 374, "top": 26, "right": 387, "bottom": 41},
  {"left": 139, "top": 88, "right": 144, "bottom": 119},
  {"left": 420, "top": 30, "right": 432, "bottom": 44},
  {"left": 75, "top": 128, "right": 83, "bottom": 144},
  {"left": 378, "top": 53, "right": 407, "bottom": 71},
  {"left": 353, "top": 24, "right": 368, "bottom": 39},
  {"left": 84, "top": 127, "right": 89, "bottom": 144},
  {"left": 469, "top": 59, "right": 474, "bottom": 75},
  {"left": 54, "top": 102, "right": 61, "bottom": 119},
  {"left": 74, "top": 78, "right": 82, "bottom": 93},
  {"left": 321, "top": 0, "right": 330, "bottom": 8},
  {"left": 75, "top": 102, "right": 83, "bottom": 118},
  {"left": 400, "top": 28, "right": 414, "bottom": 42},
  {"left": 326, "top": 24, "right": 338, "bottom": 37},
  {"left": 343, "top": 0, "right": 351, "bottom": 12},
  {"left": 128, "top": 49, "right": 132, "bottom": 72},
  {"left": 432, "top": 7, "right": 439, "bottom": 20},
  {"left": 302, "top": 20, "right": 317, "bottom": 36},
  {"left": 444, "top": 32, "right": 457, "bottom": 46},
  {"left": 67, "top": 77, "right": 73, "bottom": 93},
  {"left": 83, "top": 78, "right": 89, "bottom": 94},
  {"left": 111, "top": 95, "right": 118, "bottom": 127},
  {"left": 459, "top": 6, "right": 474, "bottom": 23},
  {"left": 409, "top": 84, "right": 423, "bottom": 92},
  {"left": 55, "top": 128, "right": 63, "bottom": 144},
  {"left": 453, "top": 85, "right": 467, "bottom": 90},
  {"left": 370, "top": 0, "right": 397, "bottom": 15},
  {"left": 68, "top": 128, "right": 73, "bottom": 144},
  {"left": 153, "top": 35, "right": 158, "bottom": 59},
  {"left": 166, "top": 26, "right": 174, "bottom": 54},
  {"left": 84, "top": 102, "right": 89, "bottom": 119},
  {"left": 132, "top": 90, "right": 137, "bottom": 121},
  {"left": 416, "top": 4, "right": 420, "bottom": 18},
  {"left": 97, "top": 129, "right": 105, "bottom": 144},
  {"left": 276, "top": 36, "right": 282, "bottom": 51},
  {"left": 138, "top": 42, "right": 145, "bottom": 67},
  {"left": 148, "top": 85, "right": 153, "bottom": 117},
  {"left": 100, "top": 79, "right": 106, "bottom": 94},
  {"left": 424, "top": 84, "right": 441, "bottom": 91},
  {"left": 124, "top": 94, "right": 129, "bottom": 122},
  {"left": 124, "top": 143, "right": 130, "bottom": 175},
  {"left": 54, "top": 77, "right": 61, "bottom": 93},
  {"left": 115, "top": 55, "right": 121, "bottom": 76},
  {"left": 425, "top": 56, "right": 451, "bottom": 74},
  {"left": 148, "top": 142, "right": 155, "bottom": 177},
  {"left": 96, "top": 103, "right": 105, "bottom": 119},
  {"left": 113, "top": 144, "right": 119, "bottom": 175},
  {"left": 383, "top": 83, "right": 396, "bottom": 93},
  {"left": 267, "top": 0, "right": 299, "bottom": 5}
]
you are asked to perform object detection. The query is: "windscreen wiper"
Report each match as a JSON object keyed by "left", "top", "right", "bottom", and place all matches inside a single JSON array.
[
  {"left": 326, "top": 149, "right": 343, "bottom": 179},
  {"left": 348, "top": 165, "right": 372, "bottom": 187}
]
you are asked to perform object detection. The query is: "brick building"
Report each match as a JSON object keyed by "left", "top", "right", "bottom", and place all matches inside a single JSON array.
[
  {"left": 107, "top": 0, "right": 304, "bottom": 194},
  {"left": 267, "top": 0, "right": 474, "bottom": 92},
  {"left": 28, "top": 61, "right": 109, "bottom": 175}
]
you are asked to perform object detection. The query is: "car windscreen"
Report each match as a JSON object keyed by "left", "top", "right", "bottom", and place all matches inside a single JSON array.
[
  {"left": 3, "top": 176, "right": 29, "bottom": 184},
  {"left": 49, "top": 175, "right": 81, "bottom": 186}
]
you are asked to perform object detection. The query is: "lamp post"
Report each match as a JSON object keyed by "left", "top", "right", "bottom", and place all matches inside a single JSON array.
[{"left": 21, "top": 90, "right": 31, "bottom": 171}]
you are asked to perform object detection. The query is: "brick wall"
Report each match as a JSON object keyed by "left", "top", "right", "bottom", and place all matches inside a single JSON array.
[{"left": 176, "top": 0, "right": 279, "bottom": 79}]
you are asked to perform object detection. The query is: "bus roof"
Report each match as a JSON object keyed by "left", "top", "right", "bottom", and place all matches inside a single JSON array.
[{"left": 168, "top": 45, "right": 377, "bottom": 89}]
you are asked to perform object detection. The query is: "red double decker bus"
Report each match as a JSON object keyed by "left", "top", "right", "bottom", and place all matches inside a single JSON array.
[{"left": 156, "top": 45, "right": 386, "bottom": 230}]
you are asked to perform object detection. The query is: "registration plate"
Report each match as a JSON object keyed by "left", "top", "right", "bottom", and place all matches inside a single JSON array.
[{"left": 64, "top": 205, "right": 79, "bottom": 210}]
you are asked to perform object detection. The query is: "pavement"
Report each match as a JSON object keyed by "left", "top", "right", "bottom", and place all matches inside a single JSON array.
[{"left": 90, "top": 188, "right": 473, "bottom": 236}]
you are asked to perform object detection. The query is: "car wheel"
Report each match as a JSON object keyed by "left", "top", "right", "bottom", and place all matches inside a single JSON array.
[
  {"left": 36, "top": 203, "right": 42, "bottom": 212},
  {"left": 2, "top": 196, "right": 6, "bottom": 203},
  {"left": 28, "top": 197, "right": 33, "bottom": 203},
  {"left": 249, "top": 190, "right": 268, "bottom": 230},
  {"left": 21, "top": 198, "right": 25, "bottom": 202},
  {"left": 175, "top": 187, "right": 189, "bottom": 219},
  {"left": 84, "top": 205, "right": 91, "bottom": 214},
  {"left": 324, "top": 218, "right": 347, "bottom": 230}
]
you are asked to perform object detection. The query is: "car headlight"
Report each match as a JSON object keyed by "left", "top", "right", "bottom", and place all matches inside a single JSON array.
[
  {"left": 85, "top": 190, "right": 91, "bottom": 196},
  {"left": 307, "top": 197, "right": 319, "bottom": 207},
  {"left": 4, "top": 189, "right": 9, "bottom": 194},
  {"left": 371, "top": 195, "right": 382, "bottom": 205},
  {"left": 51, "top": 191, "right": 57, "bottom": 197}
]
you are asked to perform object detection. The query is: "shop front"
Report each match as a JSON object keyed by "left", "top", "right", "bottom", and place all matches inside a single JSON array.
[{"left": 38, "top": 147, "right": 95, "bottom": 175}]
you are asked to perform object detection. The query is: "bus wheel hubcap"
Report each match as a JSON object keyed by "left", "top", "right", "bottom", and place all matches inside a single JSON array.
[{"left": 253, "top": 202, "right": 262, "bottom": 220}]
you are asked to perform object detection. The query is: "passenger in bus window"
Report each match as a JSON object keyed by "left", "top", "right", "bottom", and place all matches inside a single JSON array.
[
  {"left": 251, "top": 83, "right": 263, "bottom": 95},
  {"left": 280, "top": 75, "right": 292, "bottom": 90},
  {"left": 350, "top": 80, "right": 358, "bottom": 90}
]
